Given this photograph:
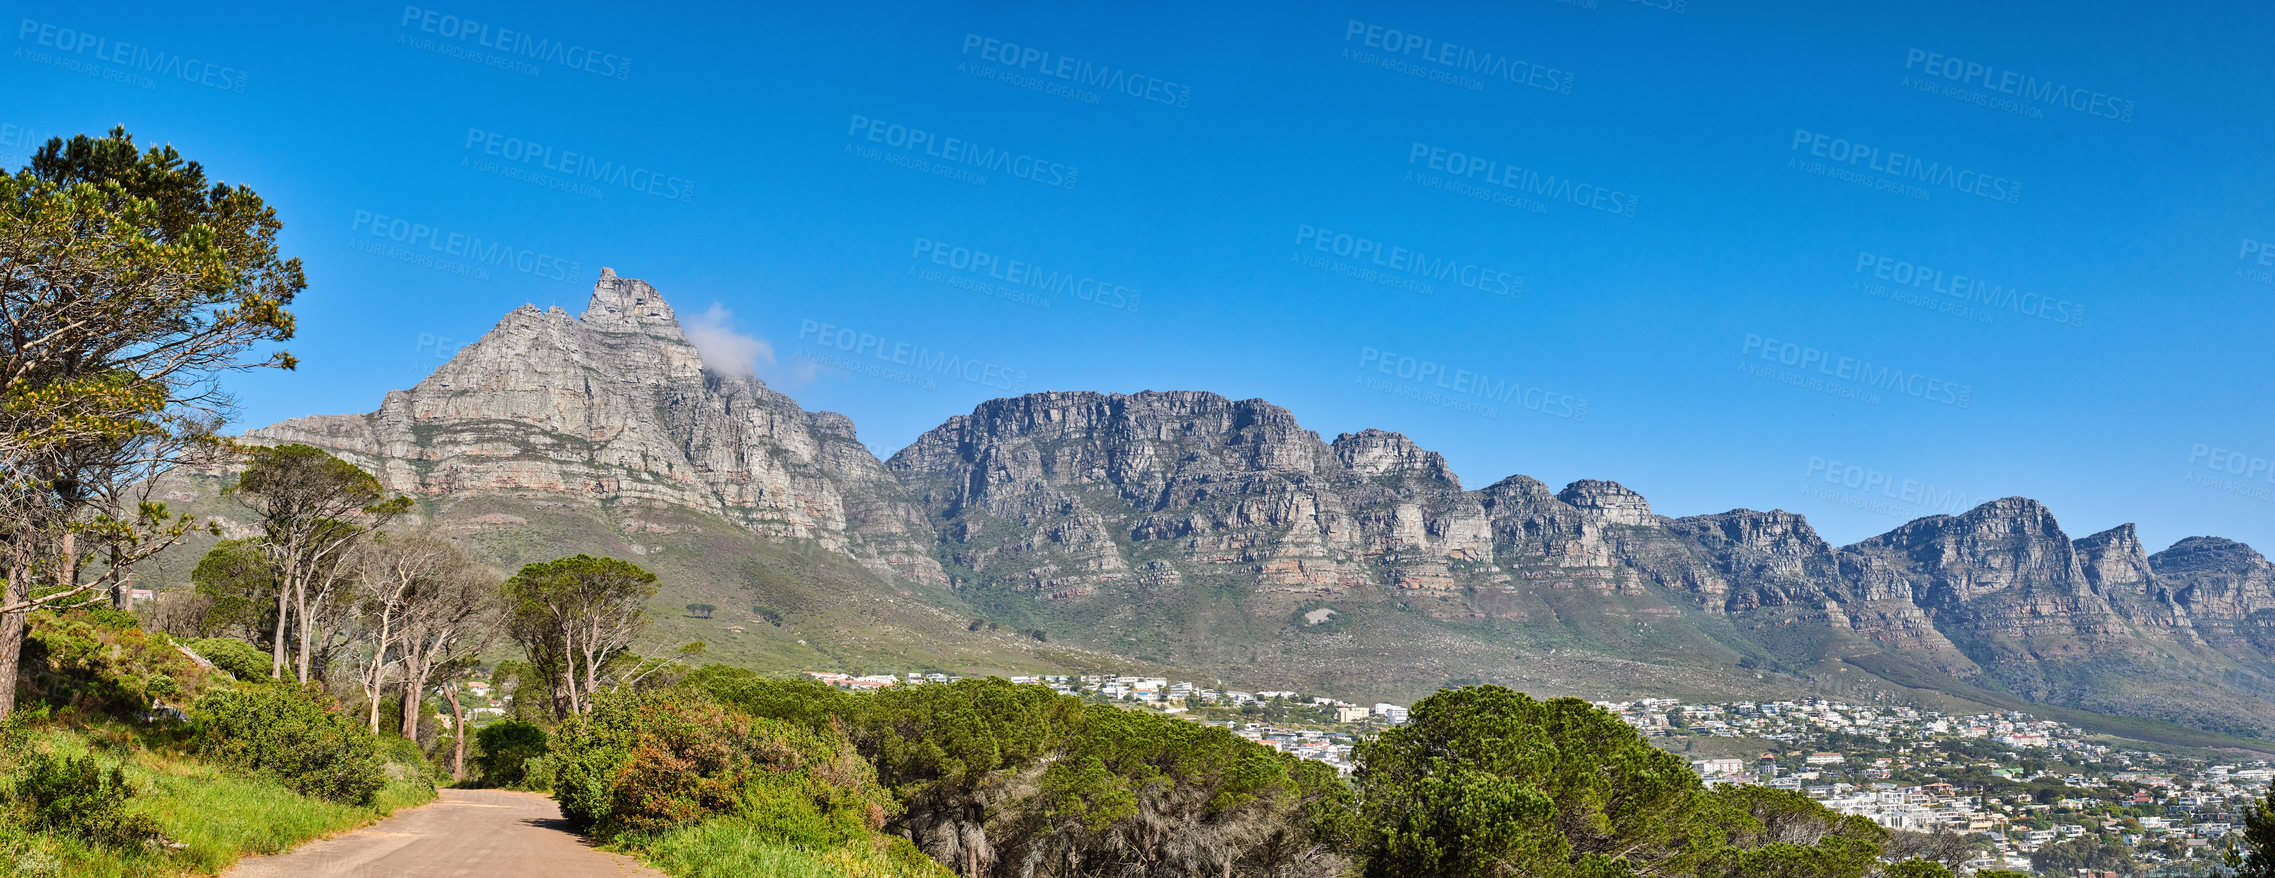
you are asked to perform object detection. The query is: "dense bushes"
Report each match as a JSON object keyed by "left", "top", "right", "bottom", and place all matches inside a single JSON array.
[
  {"left": 10, "top": 752, "right": 159, "bottom": 848},
  {"left": 189, "top": 684, "right": 386, "bottom": 805},
  {"left": 182, "top": 637, "right": 273, "bottom": 682},
  {"left": 18, "top": 611, "right": 206, "bottom": 718},
  {"left": 473, "top": 720, "right": 550, "bottom": 788},
  {"left": 1351, "top": 686, "right": 1954, "bottom": 878},
  {"left": 686, "top": 672, "right": 1351, "bottom": 878},
  {"left": 467, "top": 670, "right": 1975, "bottom": 878},
  {"left": 682, "top": 666, "right": 850, "bottom": 735},
  {"left": 551, "top": 689, "right": 890, "bottom": 839}
]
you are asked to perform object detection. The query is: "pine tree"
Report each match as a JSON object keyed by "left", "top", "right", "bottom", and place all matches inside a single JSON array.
[{"left": 2233, "top": 790, "right": 2275, "bottom": 878}]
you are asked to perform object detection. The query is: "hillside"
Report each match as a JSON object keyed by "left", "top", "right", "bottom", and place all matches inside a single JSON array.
[{"left": 195, "top": 270, "right": 2275, "bottom": 741}]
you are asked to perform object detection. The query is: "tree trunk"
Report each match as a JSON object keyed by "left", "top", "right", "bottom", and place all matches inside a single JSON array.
[
  {"left": 366, "top": 615, "right": 391, "bottom": 733},
  {"left": 295, "top": 589, "right": 316, "bottom": 683},
  {"left": 0, "top": 608, "right": 22, "bottom": 722},
  {"left": 271, "top": 583, "right": 290, "bottom": 679},
  {"left": 401, "top": 675, "right": 420, "bottom": 739},
  {"left": 444, "top": 684, "right": 467, "bottom": 781},
  {"left": 2, "top": 563, "right": 30, "bottom": 721}
]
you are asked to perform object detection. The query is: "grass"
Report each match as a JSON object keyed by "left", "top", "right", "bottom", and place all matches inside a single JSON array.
[
  {"left": 0, "top": 726, "right": 437, "bottom": 878},
  {"left": 617, "top": 817, "right": 952, "bottom": 878}
]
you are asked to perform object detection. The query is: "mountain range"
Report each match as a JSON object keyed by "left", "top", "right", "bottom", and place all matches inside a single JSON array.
[{"left": 216, "top": 271, "right": 2275, "bottom": 744}]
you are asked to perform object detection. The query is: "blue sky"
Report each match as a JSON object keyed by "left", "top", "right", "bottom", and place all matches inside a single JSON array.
[{"left": 12, "top": 0, "right": 2274, "bottom": 554}]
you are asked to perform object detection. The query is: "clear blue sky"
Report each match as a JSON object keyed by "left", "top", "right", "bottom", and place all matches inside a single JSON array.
[{"left": 13, "top": 0, "right": 2273, "bottom": 554}]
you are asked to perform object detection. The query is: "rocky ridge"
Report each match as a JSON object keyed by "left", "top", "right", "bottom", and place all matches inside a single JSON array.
[
  {"left": 249, "top": 269, "right": 944, "bottom": 587},
  {"left": 246, "top": 272, "right": 2275, "bottom": 736}
]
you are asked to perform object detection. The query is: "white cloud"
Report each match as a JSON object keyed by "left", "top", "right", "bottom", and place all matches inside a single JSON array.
[{"left": 683, "top": 303, "right": 774, "bottom": 379}]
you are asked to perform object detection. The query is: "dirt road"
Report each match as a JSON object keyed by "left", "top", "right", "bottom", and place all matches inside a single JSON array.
[{"left": 224, "top": 788, "right": 667, "bottom": 878}]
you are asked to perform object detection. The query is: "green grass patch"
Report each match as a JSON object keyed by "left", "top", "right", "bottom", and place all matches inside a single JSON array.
[
  {"left": 0, "top": 727, "right": 436, "bottom": 878},
  {"left": 619, "top": 816, "right": 950, "bottom": 878}
]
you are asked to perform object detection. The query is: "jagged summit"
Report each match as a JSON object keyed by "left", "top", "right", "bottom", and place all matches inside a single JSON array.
[
  {"left": 580, "top": 267, "right": 679, "bottom": 331},
  {"left": 249, "top": 271, "right": 943, "bottom": 587},
  {"left": 237, "top": 282, "right": 2275, "bottom": 738}
]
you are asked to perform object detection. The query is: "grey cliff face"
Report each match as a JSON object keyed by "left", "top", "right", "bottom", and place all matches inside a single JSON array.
[
  {"left": 2152, "top": 537, "right": 2275, "bottom": 630},
  {"left": 249, "top": 270, "right": 944, "bottom": 587},
  {"left": 237, "top": 275, "right": 2275, "bottom": 736}
]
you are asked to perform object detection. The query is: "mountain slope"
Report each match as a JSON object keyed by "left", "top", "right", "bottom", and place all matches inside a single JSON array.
[
  {"left": 217, "top": 270, "right": 2275, "bottom": 739},
  {"left": 249, "top": 269, "right": 944, "bottom": 588},
  {"left": 893, "top": 389, "right": 2275, "bottom": 735}
]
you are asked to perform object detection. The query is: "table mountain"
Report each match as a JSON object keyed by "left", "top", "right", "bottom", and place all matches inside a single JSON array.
[{"left": 230, "top": 271, "right": 2275, "bottom": 739}]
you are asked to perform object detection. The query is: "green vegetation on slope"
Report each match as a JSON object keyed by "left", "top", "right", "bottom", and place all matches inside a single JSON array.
[
  {"left": 512, "top": 667, "right": 1967, "bottom": 878},
  {"left": 0, "top": 726, "right": 432, "bottom": 878},
  {"left": 0, "top": 608, "right": 437, "bottom": 877},
  {"left": 1843, "top": 653, "right": 2275, "bottom": 755}
]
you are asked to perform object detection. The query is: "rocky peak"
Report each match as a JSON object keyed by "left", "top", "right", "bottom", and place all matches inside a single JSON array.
[
  {"left": 1556, "top": 479, "right": 1655, "bottom": 526},
  {"left": 1669, "top": 509, "right": 1832, "bottom": 558},
  {"left": 581, "top": 266, "right": 682, "bottom": 335},
  {"left": 1843, "top": 497, "right": 2080, "bottom": 599},
  {"left": 1332, "top": 429, "right": 1457, "bottom": 486},
  {"left": 2075, "top": 523, "right": 2154, "bottom": 593},
  {"left": 890, "top": 390, "right": 1332, "bottom": 485},
  {"left": 808, "top": 411, "right": 860, "bottom": 441},
  {"left": 250, "top": 269, "right": 942, "bottom": 587},
  {"left": 2148, "top": 537, "right": 2275, "bottom": 630},
  {"left": 2150, "top": 536, "right": 2272, "bottom": 575}
]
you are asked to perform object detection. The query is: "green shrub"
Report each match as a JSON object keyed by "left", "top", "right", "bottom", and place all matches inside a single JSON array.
[
  {"left": 20, "top": 612, "right": 204, "bottom": 718},
  {"left": 682, "top": 666, "right": 851, "bottom": 734},
  {"left": 376, "top": 734, "right": 444, "bottom": 786},
  {"left": 11, "top": 751, "right": 160, "bottom": 848},
  {"left": 552, "top": 697, "right": 643, "bottom": 832},
  {"left": 521, "top": 754, "right": 557, "bottom": 791},
  {"left": 826, "top": 678, "right": 1350, "bottom": 878},
  {"left": 185, "top": 637, "right": 275, "bottom": 682},
  {"left": 552, "top": 689, "right": 889, "bottom": 839},
  {"left": 190, "top": 684, "right": 385, "bottom": 805},
  {"left": 473, "top": 720, "right": 550, "bottom": 788}
]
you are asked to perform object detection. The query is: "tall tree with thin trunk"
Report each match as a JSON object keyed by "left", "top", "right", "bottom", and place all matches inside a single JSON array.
[
  {"left": 354, "top": 535, "right": 444, "bottom": 733},
  {"left": 227, "top": 444, "right": 408, "bottom": 682},
  {"left": 503, "top": 555, "right": 657, "bottom": 719},
  {"left": 391, "top": 541, "right": 502, "bottom": 740},
  {"left": 0, "top": 127, "right": 301, "bottom": 720}
]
